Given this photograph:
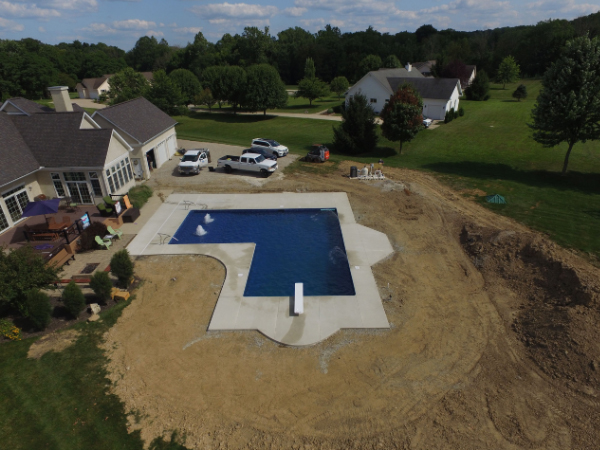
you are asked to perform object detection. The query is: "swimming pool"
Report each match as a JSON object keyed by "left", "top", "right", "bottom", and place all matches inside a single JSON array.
[{"left": 170, "top": 209, "right": 356, "bottom": 297}]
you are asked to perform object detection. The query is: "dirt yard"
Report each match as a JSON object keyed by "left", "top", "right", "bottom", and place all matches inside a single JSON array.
[{"left": 102, "top": 161, "right": 600, "bottom": 449}]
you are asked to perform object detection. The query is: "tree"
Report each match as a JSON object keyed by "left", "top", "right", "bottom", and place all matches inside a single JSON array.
[
  {"left": 441, "top": 60, "right": 471, "bottom": 87},
  {"left": 0, "top": 246, "right": 60, "bottom": 315},
  {"left": 169, "top": 69, "right": 201, "bottom": 105},
  {"left": 358, "top": 54, "right": 382, "bottom": 78},
  {"left": 110, "top": 249, "right": 134, "bottom": 288},
  {"left": 497, "top": 55, "right": 520, "bottom": 89},
  {"left": 62, "top": 281, "right": 86, "bottom": 318},
  {"left": 127, "top": 36, "right": 172, "bottom": 72},
  {"left": 296, "top": 77, "right": 329, "bottom": 106},
  {"left": 194, "top": 88, "right": 216, "bottom": 111},
  {"left": 332, "top": 93, "right": 379, "bottom": 155},
  {"left": 512, "top": 84, "right": 528, "bottom": 101},
  {"left": 380, "top": 84, "right": 424, "bottom": 154},
  {"left": 222, "top": 66, "right": 247, "bottom": 113},
  {"left": 383, "top": 55, "right": 401, "bottom": 68},
  {"left": 202, "top": 66, "right": 227, "bottom": 108},
  {"left": 146, "top": 69, "right": 186, "bottom": 115},
  {"left": 304, "top": 57, "right": 316, "bottom": 79},
  {"left": 529, "top": 34, "right": 600, "bottom": 175},
  {"left": 243, "top": 64, "right": 287, "bottom": 115},
  {"left": 23, "top": 290, "right": 52, "bottom": 331},
  {"left": 330, "top": 76, "right": 349, "bottom": 98},
  {"left": 466, "top": 70, "right": 490, "bottom": 101},
  {"left": 89, "top": 271, "right": 113, "bottom": 304},
  {"left": 107, "top": 68, "right": 149, "bottom": 105}
]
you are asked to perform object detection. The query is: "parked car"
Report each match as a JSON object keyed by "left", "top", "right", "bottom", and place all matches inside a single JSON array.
[
  {"left": 423, "top": 118, "right": 433, "bottom": 128},
  {"left": 178, "top": 149, "right": 209, "bottom": 175},
  {"left": 305, "top": 144, "right": 330, "bottom": 163},
  {"left": 217, "top": 153, "right": 278, "bottom": 177},
  {"left": 242, "top": 147, "right": 277, "bottom": 161},
  {"left": 251, "top": 138, "right": 289, "bottom": 157}
]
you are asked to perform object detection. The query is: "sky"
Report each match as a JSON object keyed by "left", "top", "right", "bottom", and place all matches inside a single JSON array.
[{"left": 0, "top": 0, "right": 599, "bottom": 50}]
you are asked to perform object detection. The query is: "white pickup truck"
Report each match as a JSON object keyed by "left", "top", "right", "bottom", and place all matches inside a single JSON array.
[
  {"left": 178, "top": 149, "right": 209, "bottom": 175},
  {"left": 217, "top": 153, "right": 278, "bottom": 177}
]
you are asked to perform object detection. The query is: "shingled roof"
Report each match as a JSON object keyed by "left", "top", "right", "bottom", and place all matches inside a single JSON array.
[
  {"left": 0, "top": 114, "right": 40, "bottom": 187},
  {"left": 93, "top": 97, "right": 177, "bottom": 143},
  {"left": 387, "top": 77, "right": 462, "bottom": 100},
  {"left": 9, "top": 112, "right": 114, "bottom": 168},
  {"left": 1, "top": 97, "right": 53, "bottom": 115}
]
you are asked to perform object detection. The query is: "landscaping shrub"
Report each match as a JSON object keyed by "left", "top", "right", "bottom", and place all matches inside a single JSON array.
[
  {"left": 23, "top": 290, "right": 52, "bottom": 330},
  {"left": 327, "top": 108, "right": 334, "bottom": 114},
  {"left": 78, "top": 222, "right": 108, "bottom": 251},
  {"left": 444, "top": 111, "right": 454, "bottom": 123},
  {"left": 128, "top": 185, "right": 153, "bottom": 209},
  {"left": 459, "top": 106, "right": 465, "bottom": 117},
  {"left": 89, "top": 271, "right": 113, "bottom": 304},
  {"left": 0, "top": 318, "right": 21, "bottom": 340},
  {"left": 332, "top": 104, "right": 344, "bottom": 114},
  {"left": 110, "top": 250, "right": 134, "bottom": 288},
  {"left": 62, "top": 281, "right": 86, "bottom": 318}
]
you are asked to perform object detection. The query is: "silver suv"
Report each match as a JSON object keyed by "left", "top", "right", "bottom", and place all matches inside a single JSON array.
[{"left": 251, "top": 138, "right": 289, "bottom": 157}]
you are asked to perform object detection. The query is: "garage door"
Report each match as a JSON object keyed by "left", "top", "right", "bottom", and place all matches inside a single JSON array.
[
  {"left": 167, "top": 135, "right": 177, "bottom": 156},
  {"left": 154, "top": 141, "right": 168, "bottom": 168},
  {"left": 427, "top": 106, "right": 445, "bottom": 120}
]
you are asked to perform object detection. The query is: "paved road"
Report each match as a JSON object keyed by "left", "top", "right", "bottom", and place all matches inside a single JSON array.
[
  {"left": 193, "top": 108, "right": 344, "bottom": 122},
  {"left": 71, "top": 98, "right": 107, "bottom": 109}
]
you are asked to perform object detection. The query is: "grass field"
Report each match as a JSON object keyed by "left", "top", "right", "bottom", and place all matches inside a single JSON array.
[
  {"left": 0, "top": 299, "right": 186, "bottom": 450},
  {"left": 175, "top": 79, "right": 600, "bottom": 260},
  {"left": 193, "top": 94, "right": 344, "bottom": 114}
]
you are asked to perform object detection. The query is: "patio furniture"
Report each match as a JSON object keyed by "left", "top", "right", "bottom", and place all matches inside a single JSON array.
[
  {"left": 46, "top": 216, "right": 57, "bottom": 227},
  {"left": 103, "top": 195, "right": 116, "bottom": 207},
  {"left": 111, "top": 287, "right": 130, "bottom": 302},
  {"left": 31, "top": 232, "right": 60, "bottom": 241},
  {"left": 95, "top": 235, "right": 112, "bottom": 250},
  {"left": 62, "top": 216, "right": 72, "bottom": 226},
  {"left": 107, "top": 225, "right": 123, "bottom": 239},
  {"left": 122, "top": 207, "right": 140, "bottom": 223},
  {"left": 97, "top": 203, "right": 113, "bottom": 217}
]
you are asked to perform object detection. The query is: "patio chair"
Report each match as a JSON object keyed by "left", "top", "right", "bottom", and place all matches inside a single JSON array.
[
  {"left": 95, "top": 235, "right": 112, "bottom": 250},
  {"left": 103, "top": 195, "right": 116, "bottom": 207},
  {"left": 46, "top": 216, "right": 57, "bottom": 227},
  {"left": 97, "top": 203, "right": 113, "bottom": 217},
  {"left": 107, "top": 225, "right": 123, "bottom": 239}
]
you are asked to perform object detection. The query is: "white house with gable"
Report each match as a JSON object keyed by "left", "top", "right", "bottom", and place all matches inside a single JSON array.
[{"left": 347, "top": 64, "right": 463, "bottom": 120}]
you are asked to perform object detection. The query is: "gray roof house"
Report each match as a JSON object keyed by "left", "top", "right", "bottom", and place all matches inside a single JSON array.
[
  {"left": 0, "top": 86, "right": 176, "bottom": 234},
  {"left": 76, "top": 72, "right": 154, "bottom": 100},
  {"left": 346, "top": 64, "right": 463, "bottom": 120}
]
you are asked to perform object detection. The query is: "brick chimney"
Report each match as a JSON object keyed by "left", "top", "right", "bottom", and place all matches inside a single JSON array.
[
  {"left": 405, "top": 62, "right": 412, "bottom": 72},
  {"left": 47, "top": 86, "right": 73, "bottom": 112}
]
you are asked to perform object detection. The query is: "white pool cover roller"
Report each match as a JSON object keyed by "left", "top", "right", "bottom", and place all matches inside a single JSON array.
[{"left": 294, "top": 283, "right": 304, "bottom": 315}]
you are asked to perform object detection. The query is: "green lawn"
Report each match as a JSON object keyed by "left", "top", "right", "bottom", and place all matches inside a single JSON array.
[
  {"left": 193, "top": 95, "right": 343, "bottom": 115},
  {"left": 176, "top": 79, "right": 600, "bottom": 260},
  {"left": 0, "top": 300, "right": 186, "bottom": 450}
]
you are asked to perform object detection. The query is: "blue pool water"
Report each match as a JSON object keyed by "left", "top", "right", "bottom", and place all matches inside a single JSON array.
[{"left": 170, "top": 209, "right": 356, "bottom": 297}]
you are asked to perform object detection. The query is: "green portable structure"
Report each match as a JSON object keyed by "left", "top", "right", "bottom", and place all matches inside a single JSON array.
[{"left": 486, "top": 194, "right": 506, "bottom": 204}]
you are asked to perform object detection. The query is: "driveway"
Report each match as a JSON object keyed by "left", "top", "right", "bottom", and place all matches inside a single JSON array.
[
  {"left": 144, "top": 140, "right": 299, "bottom": 189},
  {"left": 71, "top": 98, "right": 107, "bottom": 109}
]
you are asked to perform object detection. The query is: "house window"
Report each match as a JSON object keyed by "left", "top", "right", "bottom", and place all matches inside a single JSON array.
[
  {"left": 89, "top": 172, "right": 103, "bottom": 197},
  {"left": 370, "top": 98, "right": 377, "bottom": 103},
  {"left": 0, "top": 207, "right": 8, "bottom": 232},
  {"left": 51, "top": 172, "right": 65, "bottom": 197},
  {"left": 63, "top": 172, "right": 93, "bottom": 204},
  {"left": 105, "top": 157, "right": 134, "bottom": 194},
  {"left": 2, "top": 185, "right": 29, "bottom": 223}
]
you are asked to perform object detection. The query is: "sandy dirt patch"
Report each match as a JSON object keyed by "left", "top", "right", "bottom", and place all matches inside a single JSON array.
[
  {"left": 28, "top": 329, "right": 81, "bottom": 359},
  {"left": 103, "top": 162, "right": 600, "bottom": 449}
]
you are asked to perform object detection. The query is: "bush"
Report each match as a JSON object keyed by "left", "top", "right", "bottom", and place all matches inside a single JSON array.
[
  {"left": 62, "top": 281, "right": 86, "bottom": 318},
  {"left": 444, "top": 111, "right": 454, "bottom": 123},
  {"left": 332, "top": 104, "right": 344, "bottom": 114},
  {"left": 110, "top": 250, "right": 134, "bottom": 288},
  {"left": 89, "top": 271, "right": 113, "bottom": 304},
  {"left": 23, "top": 290, "right": 52, "bottom": 330},
  {"left": 0, "top": 318, "right": 21, "bottom": 340},
  {"left": 128, "top": 185, "right": 153, "bottom": 209},
  {"left": 78, "top": 222, "right": 108, "bottom": 251},
  {"left": 458, "top": 106, "right": 465, "bottom": 117},
  {"left": 327, "top": 108, "right": 334, "bottom": 114}
]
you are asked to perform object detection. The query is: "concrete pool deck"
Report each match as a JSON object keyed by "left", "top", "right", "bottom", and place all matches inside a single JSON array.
[{"left": 127, "top": 192, "right": 393, "bottom": 346}]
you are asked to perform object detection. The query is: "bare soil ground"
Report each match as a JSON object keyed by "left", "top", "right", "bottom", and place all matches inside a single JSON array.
[{"left": 102, "top": 161, "right": 600, "bottom": 449}]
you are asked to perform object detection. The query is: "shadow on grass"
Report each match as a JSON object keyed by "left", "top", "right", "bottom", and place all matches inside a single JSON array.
[
  {"left": 422, "top": 161, "right": 600, "bottom": 194},
  {"left": 188, "top": 111, "right": 276, "bottom": 123},
  {"left": 329, "top": 146, "right": 398, "bottom": 159}
]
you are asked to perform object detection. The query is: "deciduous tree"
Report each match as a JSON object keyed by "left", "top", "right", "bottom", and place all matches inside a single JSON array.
[
  {"left": 146, "top": 69, "right": 186, "bottom": 115},
  {"left": 383, "top": 55, "right": 401, "bottom": 68},
  {"left": 194, "top": 88, "right": 216, "bottom": 111},
  {"left": 169, "top": 68, "right": 201, "bottom": 105},
  {"left": 380, "top": 84, "right": 424, "bottom": 154},
  {"left": 358, "top": 54, "right": 382, "bottom": 78},
  {"left": 497, "top": 55, "right": 520, "bottom": 89},
  {"left": 512, "top": 84, "right": 528, "bottom": 101},
  {"left": 107, "top": 68, "right": 149, "bottom": 105},
  {"left": 330, "top": 76, "right": 349, "bottom": 98},
  {"left": 222, "top": 66, "right": 247, "bottom": 113},
  {"left": 243, "top": 64, "right": 287, "bottom": 114},
  {"left": 529, "top": 34, "right": 600, "bottom": 175},
  {"left": 332, "top": 93, "right": 378, "bottom": 155}
]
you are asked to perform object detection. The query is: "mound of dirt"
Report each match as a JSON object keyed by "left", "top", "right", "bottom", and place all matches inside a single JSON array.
[{"left": 27, "top": 329, "right": 81, "bottom": 359}]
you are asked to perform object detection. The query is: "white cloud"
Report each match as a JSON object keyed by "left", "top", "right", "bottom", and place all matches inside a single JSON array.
[
  {"left": 527, "top": 0, "right": 600, "bottom": 16},
  {"left": 47, "top": 0, "right": 97, "bottom": 11},
  {"left": 82, "top": 22, "right": 117, "bottom": 33},
  {"left": 112, "top": 19, "right": 156, "bottom": 30},
  {"left": 38, "top": 25, "right": 45, "bottom": 31},
  {"left": 283, "top": 7, "right": 306, "bottom": 16},
  {"left": 0, "top": 16, "right": 23, "bottom": 31},
  {"left": 190, "top": 3, "right": 278, "bottom": 19},
  {"left": 0, "top": 1, "right": 60, "bottom": 18},
  {"left": 174, "top": 26, "right": 203, "bottom": 34},
  {"left": 146, "top": 29, "right": 163, "bottom": 37}
]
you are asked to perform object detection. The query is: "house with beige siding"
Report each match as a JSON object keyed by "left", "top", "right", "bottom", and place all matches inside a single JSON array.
[
  {"left": 0, "top": 86, "right": 175, "bottom": 234},
  {"left": 76, "top": 72, "right": 153, "bottom": 99}
]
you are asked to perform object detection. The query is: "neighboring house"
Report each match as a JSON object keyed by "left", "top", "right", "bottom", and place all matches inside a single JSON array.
[
  {"left": 465, "top": 65, "right": 477, "bottom": 86},
  {"left": 413, "top": 60, "right": 436, "bottom": 77},
  {"left": 346, "top": 64, "right": 462, "bottom": 120},
  {"left": 76, "top": 72, "right": 153, "bottom": 99},
  {"left": 0, "top": 86, "right": 173, "bottom": 235},
  {"left": 92, "top": 97, "right": 178, "bottom": 181}
]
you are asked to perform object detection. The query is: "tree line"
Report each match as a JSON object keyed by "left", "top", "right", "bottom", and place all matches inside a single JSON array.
[{"left": 1, "top": 11, "right": 599, "bottom": 101}]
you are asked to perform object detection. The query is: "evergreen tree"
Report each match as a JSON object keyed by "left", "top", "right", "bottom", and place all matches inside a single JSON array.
[
  {"left": 512, "top": 84, "right": 528, "bottom": 101},
  {"left": 497, "top": 55, "right": 520, "bottom": 89},
  {"left": 380, "top": 84, "right": 424, "bottom": 154},
  {"left": 332, "top": 93, "right": 378, "bottom": 155},
  {"left": 466, "top": 70, "right": 490, "bottom": 101},
  {"left": 330, "top": 76, "right": 349, "bottom": 98},
  {"left": 243, "top": 64, "right": 288, "bottom": 115},
  {"left": 23, "top": 290, "right": 52, "bottom": 331},
  {"left": 110, "top": 250, "right": 134, "bottom": 288},
  {"left": 89, "top": 271, "right": 113, "bottom": 304},
  {"left": 62, "top": 281, "right": 86, "bottom": 319},
  {"left": 529, "top": 34, "right": 600, "bottom": 175}
]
